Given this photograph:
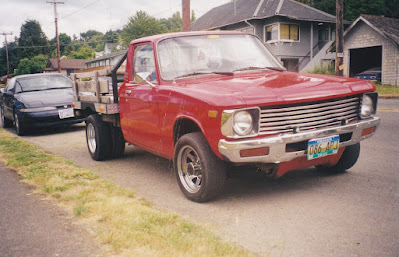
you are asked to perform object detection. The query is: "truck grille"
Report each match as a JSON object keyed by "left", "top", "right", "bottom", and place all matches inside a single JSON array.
[{"left": 259, "top": 96, "right": 360, "bottom": 135}]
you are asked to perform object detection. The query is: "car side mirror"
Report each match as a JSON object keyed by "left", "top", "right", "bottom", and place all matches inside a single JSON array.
[
  {"left": 0, "top": 88, "right": 4, "bottom": 94},
  {"left": 136, "top": 72, "right": 156, "bottom": 88}
]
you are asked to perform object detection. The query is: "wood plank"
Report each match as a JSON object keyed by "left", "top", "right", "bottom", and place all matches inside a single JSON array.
[
  {"left": 77, "top": 80, "right": 109, "bottom": 94},
  {"left": 79, "top": 95, "right": 113, "bottom": 104},
  {"left": 73, "top": 68, "right": 111, "bottom": 79}
]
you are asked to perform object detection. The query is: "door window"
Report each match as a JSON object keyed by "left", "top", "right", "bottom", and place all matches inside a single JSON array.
[{"left": 132, "top": 44, "right": 157, "bottom": 83}]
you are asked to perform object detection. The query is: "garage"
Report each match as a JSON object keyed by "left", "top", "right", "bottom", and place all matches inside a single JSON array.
[
  {"left": 349, "top": 46, "right": 382, "bottom": 77},
  {"left": 342, "top": 15, "right": 399, "bottom": 85}
]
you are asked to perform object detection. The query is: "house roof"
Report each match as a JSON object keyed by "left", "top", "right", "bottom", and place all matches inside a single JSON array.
[
  {"left": 46, "top": 59, "right": 88, "bottom": 70},
  {"left": 191, "top": 0, "right": 337, "bottom": 31},
  {"left": 85, "top": 50, "right": 127, "bottom": 64},
  {"left": 347, "top": 14, "right": 399, "bottom": 45}
]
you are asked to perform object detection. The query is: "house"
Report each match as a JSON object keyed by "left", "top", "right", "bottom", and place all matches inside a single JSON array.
[
  {"left": 84, "top": 50, "right": 126, "bottom": 72},
  {"left": 43, "top": 59, "right": 87, "bottom": 75},
  {"left": 338, "top": 14, "right": 399, "bottom": 85},
  {"left": 104, "top": 43, "right": 123, "bottom": 55},
  {"left": 191, "top": 0, "right": 340, "bottom": 72}
]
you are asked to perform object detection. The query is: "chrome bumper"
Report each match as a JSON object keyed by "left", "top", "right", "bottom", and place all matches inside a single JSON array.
[{"left": 218, "top": 116, "right": 380, "bottom": 164}]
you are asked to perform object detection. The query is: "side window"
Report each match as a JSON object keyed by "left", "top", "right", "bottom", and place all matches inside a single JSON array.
[
  {"left": 265, "top": 24, "right": 278, "bottom": 42},
  {"left": 132, "top": 44, "right": 157, "bottom": 84},
  {"left": 5, "top": 78, "right": 16, "bottom": 93}
]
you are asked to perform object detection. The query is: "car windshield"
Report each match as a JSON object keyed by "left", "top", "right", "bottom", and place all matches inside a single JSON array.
[
  {"left": 16, "top": 75, "right": 72, "bottom": 92},
  {"left": 157, "top": 34, "right": 283, "bottom": 80}
]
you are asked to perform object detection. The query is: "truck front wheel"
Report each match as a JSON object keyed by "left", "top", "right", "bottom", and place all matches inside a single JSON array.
[
  {"left": 174, "top": 132, "right": 226, "bottom": 202},
  {"left": 317, "top": 143, "right": 360, "bottom": 173},
  {"left": 86, "top": 114, "right": 112, "bottom": 161}
]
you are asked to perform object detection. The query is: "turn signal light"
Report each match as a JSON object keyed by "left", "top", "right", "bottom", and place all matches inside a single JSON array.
[
  {"left": 361, "top": 127, "right": 376, "bottom": 137},
  {"left": 240, "top": 147, "right": 270, "bottom": 158}
]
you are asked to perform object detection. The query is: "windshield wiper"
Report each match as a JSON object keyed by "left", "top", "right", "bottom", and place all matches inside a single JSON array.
[
  {"left": 233, "top": 66, "right": 286, "bottom": 72},
  {"left": 174, "top": 71, "right": 234, "bottom": 79}
]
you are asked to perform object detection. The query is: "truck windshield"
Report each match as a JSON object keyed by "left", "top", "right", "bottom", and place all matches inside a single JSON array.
[{"left": 157, "top": 34, "right": 283, "bottom": 80}]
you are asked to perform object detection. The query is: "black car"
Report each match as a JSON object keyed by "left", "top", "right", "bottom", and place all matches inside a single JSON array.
[{"left": 0, "top": 73, "right": 85, "bottom": 135}]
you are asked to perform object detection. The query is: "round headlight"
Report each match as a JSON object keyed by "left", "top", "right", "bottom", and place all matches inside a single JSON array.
[
  {"left": 233, "top": 111, "right": 253, "bottom": 136},
  {"left": 361, "top": 95, "right": 374, "bottom": 118}
]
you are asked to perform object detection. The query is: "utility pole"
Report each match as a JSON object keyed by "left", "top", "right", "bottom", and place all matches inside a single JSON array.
[
  {"left": 182, "top": 0, "right": 190, "bottom": 32},
  {"left": 335, "top": 0, "right": 344, "bottom": 76},
  {"left": 47, "top": 1, "right": 64, "bottom": 73},
  {"left": 1, "top": 32, "right": 12, "bottom": 77}
]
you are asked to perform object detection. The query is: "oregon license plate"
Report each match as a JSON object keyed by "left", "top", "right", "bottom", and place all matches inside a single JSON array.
[
  {"left": 307, "top": 135, "right": 339, "bottom": 160},
  {"left": 58, "top": 108, "right": 74, "bottom": 119}
]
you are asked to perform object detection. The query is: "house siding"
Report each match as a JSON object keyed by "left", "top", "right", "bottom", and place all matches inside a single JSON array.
[{"left": 344, "top": 21, "right": 399, "bottom": 85}]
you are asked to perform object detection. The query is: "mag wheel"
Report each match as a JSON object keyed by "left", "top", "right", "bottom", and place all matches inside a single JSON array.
[
  {"left": 86, "top": 114, "right": 112, "bottom": 161},
  {"left": 174, "top": 132, "right": 226, "bottom": 202}
]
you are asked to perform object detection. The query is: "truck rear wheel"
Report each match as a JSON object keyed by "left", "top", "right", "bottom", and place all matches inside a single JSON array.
[
  {"left": 317, "top": 143, "right": 361, "bottom": 173},
  {"left": 86, "top": 114, "right": 112, "bottom": 161},
  {"left": 174, "top": 132, "right": 226, "bottom": 202}
]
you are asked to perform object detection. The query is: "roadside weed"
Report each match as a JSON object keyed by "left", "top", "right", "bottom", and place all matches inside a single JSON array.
[{"left": 0, "top": 130, "right": 253, "bottom": 256}]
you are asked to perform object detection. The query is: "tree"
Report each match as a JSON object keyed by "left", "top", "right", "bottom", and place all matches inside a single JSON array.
[
  {"left": 120, "top": 11, "right": 168, "bottom": 46},
  {"left": 161, "top": 11, "right": 182, "bottom": 32},
  {"left": 80, "top": 30, "right": 103, "bottom": 42},
  {"left": 68, "top": 43, "right": 93, "bottom": 59},
  {"left": 298, "top": 0, "right": 398, "bottom": 20},
  {"left": 50, "top": 33, "right": 72, "bottom": 57},
  {"left": 15, "top": 54, "right": 47, "bottom": 75},
  {"left": 18, "top": 20, "right": 49, "bottom": 59},
  {"left": 0, "top": 41, "right": 20, "bottom": 77},
  {"left": 104, "top": 30, "right": 120, "bottom": 44},
  {"left": 191, "top": 10, "right": 196, "bottom": 23}
]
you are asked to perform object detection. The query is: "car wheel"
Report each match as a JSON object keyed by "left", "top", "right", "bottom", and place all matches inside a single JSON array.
[
  {"left": 1, "top": 106, "right": 12, "bottom": 128},
  {"left": 13, "top": 111, "right": 26, "bottom": 136},
  {"left": 110, "top": 125, "right": 125, "bottom": 158},
  {"left": 86, "top": 114, "right": 112, "bottom": 161},
  {"left": 174, "top": 132, "right": 226, "bottom": 202},
  {"left": 317, "top": 143, "right": 360, "bottom": 173}
]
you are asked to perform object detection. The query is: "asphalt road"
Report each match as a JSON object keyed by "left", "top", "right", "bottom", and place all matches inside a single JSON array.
[
  {"left": 0, "top": 164, "right": 102, "bottom": 257},
  {"left": 3, "top": 98, "right": 399, "bottom": 256}
]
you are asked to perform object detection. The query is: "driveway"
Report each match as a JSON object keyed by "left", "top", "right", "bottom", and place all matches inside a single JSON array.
[{"left": 17, "top": 98, "right": 399, "bottom": 256}]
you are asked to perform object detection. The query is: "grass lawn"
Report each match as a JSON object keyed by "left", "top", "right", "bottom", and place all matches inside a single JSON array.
[
  {"left": 375, "top": 84, "right": 399, "bottom": 97},
  {"left": 0, "top": 129, "right": 254, "bottom": 257}
]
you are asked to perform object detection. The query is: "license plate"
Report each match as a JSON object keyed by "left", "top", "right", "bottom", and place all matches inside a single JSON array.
[
  {"left": 307, "top": 135, "right": 339, "bottom": 160},
  {"left": 58, "top": 108, "right": 74, "bottom": 119}
]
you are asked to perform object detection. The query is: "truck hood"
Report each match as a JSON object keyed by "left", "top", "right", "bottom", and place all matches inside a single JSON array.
[{"left": 174, "top": 71, "right": 375, "bottom": 107}]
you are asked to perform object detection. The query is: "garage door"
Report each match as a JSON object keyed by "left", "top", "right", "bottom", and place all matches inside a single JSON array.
[{"left": 349, "top": 46, "right": 382, "bottom": 77}]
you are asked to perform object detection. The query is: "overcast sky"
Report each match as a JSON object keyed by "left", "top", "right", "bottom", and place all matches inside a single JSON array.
[{"left": 0, "top": 0, "right": 229, "bottom": 47}]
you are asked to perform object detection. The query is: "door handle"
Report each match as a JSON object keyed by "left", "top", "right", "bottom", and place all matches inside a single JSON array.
[{"left": 126, "top": 89, "right": 131, "bottom": 95}]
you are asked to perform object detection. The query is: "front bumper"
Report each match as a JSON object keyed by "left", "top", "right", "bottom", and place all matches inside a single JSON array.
[{"left": 218, "top": 116, "right": 380, "bottom": 164}]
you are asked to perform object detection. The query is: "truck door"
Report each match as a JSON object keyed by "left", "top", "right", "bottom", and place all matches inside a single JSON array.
[{"left": 119, "top": 43, "right": 161, "bottom": 153}]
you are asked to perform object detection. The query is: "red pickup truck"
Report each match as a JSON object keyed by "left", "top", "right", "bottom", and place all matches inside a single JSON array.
[{"left": 72, "top": 31, "right": 380, "bottom": 202}]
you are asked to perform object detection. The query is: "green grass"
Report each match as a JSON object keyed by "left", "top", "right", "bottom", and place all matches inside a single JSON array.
[
  {"left": 305, "top": 63, "right": 335, "bottom": 75},
  {"left": 374, "top": 84, "right": 399, "bottom": 97},
  {"left": 0, "top": 129, "right": 254, "bottom": 256}
]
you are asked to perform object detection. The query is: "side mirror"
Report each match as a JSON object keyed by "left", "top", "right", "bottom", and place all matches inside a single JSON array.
[
  {"left": 136, "top": 72, "right": 156, "bottom": 88},
  {"left": 0, "top": 88, "right": 4, "bottom": 94}
]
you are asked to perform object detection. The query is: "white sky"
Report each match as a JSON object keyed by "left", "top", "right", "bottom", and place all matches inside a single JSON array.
[{"left": 0, "top": 0, "right": 229, "bottom": 47}]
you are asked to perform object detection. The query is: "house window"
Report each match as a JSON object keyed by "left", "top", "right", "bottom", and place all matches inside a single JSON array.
[
  {"left": 280, "top": 24, "right": 299, "bottom": 41},
  {"left": 265, "top": 24, "right": 278, "bottom": 41}
]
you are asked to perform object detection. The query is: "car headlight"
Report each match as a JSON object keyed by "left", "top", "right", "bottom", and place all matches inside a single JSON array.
[
  {"left": 233, "top": 111, "right": 253, "bottom": 136},
  {"left": 360, "top": 93, "right": 378, "bottom": 119},
  {"left": 221, "top": 108, "right": 259, "bottom": 138}
]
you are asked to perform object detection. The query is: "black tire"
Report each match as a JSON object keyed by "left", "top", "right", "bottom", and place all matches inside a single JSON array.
[
  {"left": 14, "top": 111, "right": 26, "bottom": 136},
  {"left": 110, "top": 125, "right": 125, "bottom": 158},
  {"left": 86, "top": 114, "right": 112, "bottom": 161},
  {"left": 1, "top": 106, "right": 12, "bottom": 128},
  {"left": 174, "top": 132, "right": 226, "bottom": 202},
  {"left": 317, "top": 143, "right": 361, "bottom": 173}
]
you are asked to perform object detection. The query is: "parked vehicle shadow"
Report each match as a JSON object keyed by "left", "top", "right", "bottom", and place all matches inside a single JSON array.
[{"left": 3, "top": 122, "right": 86, "bottom": 137}]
